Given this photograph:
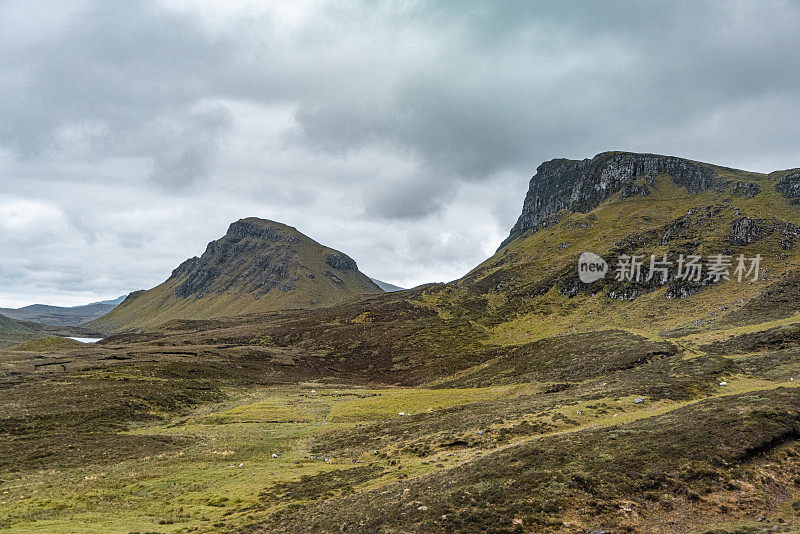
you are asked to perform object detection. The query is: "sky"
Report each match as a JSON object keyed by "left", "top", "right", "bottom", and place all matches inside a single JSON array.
[{"left": 1, "top": 0, "right": 800, "bottom": 307}]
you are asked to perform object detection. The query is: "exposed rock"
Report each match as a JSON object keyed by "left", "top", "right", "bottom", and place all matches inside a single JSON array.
[
  {"left": 731, "top": 217, "right": 764, "bottom": 246},
  {"left": 776, "top": 169, "right": 800, "bottom": 201},
  {"left": 227, "top": 219, "right": 300, "bottom": 243},
  {"left": 324, "top": 253, "right": 358, "bottom": 271},
  {"left": 730, "top": 217, "right": 800, "bottom": 249},
  {"left": 780, "top": 223, "right": 800, "bottom": 249},
  {"left": 501, "top": 152, "right": 719, "bottom": 248},
  {"left": 620, "top": 182, "right": 651, "bottom": 199},
  {"left": 171, "top": 226, "right": 301, "bottom": 298},
  {"left": 731, "top": 181, "right": 761, "bottom": 199}
]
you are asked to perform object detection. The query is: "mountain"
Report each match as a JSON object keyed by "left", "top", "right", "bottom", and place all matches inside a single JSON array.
[
  {"left": 90, "top": 218, "right": 383, "bottom": 331},
  {"left": 190, "top": 151, "right": 800, "bottom": 531},
  {"left": 0, "top": 298, "right": 125, "bottom": 327},
  {"left": 90, "top": 296, "right": 127, "bottom": 306},
  {"left": 454, "top": 150, "right": 800, "bottom": 339},
  {"left": 369, "top": 278, "right": 405, "bottom": 292}
]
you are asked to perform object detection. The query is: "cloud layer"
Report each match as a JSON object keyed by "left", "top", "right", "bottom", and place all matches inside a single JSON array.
[{"left": 1, "top": 0, "right": 799, "bottom": 306}]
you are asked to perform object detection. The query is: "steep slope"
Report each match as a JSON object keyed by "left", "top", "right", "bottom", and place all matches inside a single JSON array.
[
  {"left": 454, "top": 151, "right": 800, "bottom": 341},
  {"left": 91, "top": 218, "right": 383, "bottom": 331}
]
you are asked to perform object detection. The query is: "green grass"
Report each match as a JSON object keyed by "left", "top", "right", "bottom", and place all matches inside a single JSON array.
[
  {"left": 0, "top": 383, "right": 536, "bottom": 532},
  {"left": 11, "top": 336, "right": 85, "bottom": 352},
  {"left": 3, "top": 348, "right": 800, "bottom": 532},
  {"left": 0, "top": 313, "right": 36, "bottom": 349},
  {"left": 324, "top": 385, "right": 529, "bottom": 422}
]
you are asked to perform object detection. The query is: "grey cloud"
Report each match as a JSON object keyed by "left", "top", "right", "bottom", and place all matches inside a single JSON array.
[
  {"left": 149, "top": 105, "right": 233, "bottom": 189},
  {"left": 364, "top": 172, "right": 455, "bottom": 220}
]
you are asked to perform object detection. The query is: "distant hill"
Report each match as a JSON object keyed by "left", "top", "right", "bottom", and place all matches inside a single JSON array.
[
  {"left": 90, "top": 218, "right": 384, "bottom": 331},
  {"left": 91, "top": 296, "right": 127, "bottom": 306},
  {"left": 369, "top": 278, "right": 405, "bottom": 292},
  {"left": 0, "top": 313, "right": 35, "bottom": 348},
  {"left": 0, "top": 296, "right": 126, "bottom": 327}
]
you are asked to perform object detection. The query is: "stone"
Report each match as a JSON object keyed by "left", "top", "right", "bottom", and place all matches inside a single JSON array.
[
  {"left": 776, "top": 170, "right": 800, "bottom": 201},
  {"left": 324, "top": 253, "right": 358, "bottom": 271},
  {"left": 731, "top": 181, "right": 761, "bottom": 198},
  {"left": 500, "top": 152, "right": 719, "bottom": 249}
]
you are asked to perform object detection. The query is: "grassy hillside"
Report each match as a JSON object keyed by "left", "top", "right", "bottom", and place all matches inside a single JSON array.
[
  {"left": 11, "top": 336, "right": 85, "bottom": 352},
  {"left": 0, "top": 313, "right": 35, "bottom": 349},
  {"left": 90, "top": 218, "right": 383, "bottom": 332}
]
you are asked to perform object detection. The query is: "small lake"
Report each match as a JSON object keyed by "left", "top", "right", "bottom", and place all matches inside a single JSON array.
[{"left": 66, "top": 337, "right": 103, "bottom": 343}]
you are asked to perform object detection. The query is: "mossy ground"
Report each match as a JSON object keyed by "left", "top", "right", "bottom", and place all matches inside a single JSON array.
[
  {"left": 0, "top": 382, "right": 541, "bottom": 532},
  {"left": 11, "top": 336, "right": 85, "bottom": 352}
]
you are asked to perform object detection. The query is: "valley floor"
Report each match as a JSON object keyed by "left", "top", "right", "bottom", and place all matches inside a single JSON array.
[{"left": 2, "top": 329, "right": 800, "bottom": 533}]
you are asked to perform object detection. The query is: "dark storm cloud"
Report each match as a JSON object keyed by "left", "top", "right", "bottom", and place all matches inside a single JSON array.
[{"left": 1, "top": 0, "right": 799, "bottom": 305}]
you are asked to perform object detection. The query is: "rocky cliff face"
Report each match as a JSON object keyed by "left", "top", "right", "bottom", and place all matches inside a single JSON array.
[{"left": 500, "top": 152, "right": 719, "bottom": 248}]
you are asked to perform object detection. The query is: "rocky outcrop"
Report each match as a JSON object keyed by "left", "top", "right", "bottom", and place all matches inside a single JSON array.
[
  {"left": 730, "top": 181, "right": 761, "bottom": 199},
  {"left": 730, "top": 217, "right": 763, "bottom": 246},
  {"left": 324, "top": 253, "right": 357, "bottom": 271},
  {"left": 776, "top": 170, "right": 800, "bottom": 202},
  {"left": 172, "top": 234, "right": 300, "bottom": 298},
  {"left": 500, "top": 152, "right": 719, "bottom": 249},
  {"left": 730, "top": 217, "right": 800, "bottom": 248}
]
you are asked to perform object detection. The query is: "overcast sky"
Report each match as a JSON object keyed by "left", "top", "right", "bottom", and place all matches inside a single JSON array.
[{"left": 1, "top": 0, "right": 799, "bottom": 307}]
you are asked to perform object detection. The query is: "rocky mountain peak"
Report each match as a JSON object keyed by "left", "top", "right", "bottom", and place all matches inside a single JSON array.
[
  {"left": 226, "top": 218, "right": 301, "bottom": 243},
  {"left": 500, "top": 151, "right": 719, "bottom": 249},
  {"left": 169, "top": 218, "right": 368, "bottom": 300}
]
